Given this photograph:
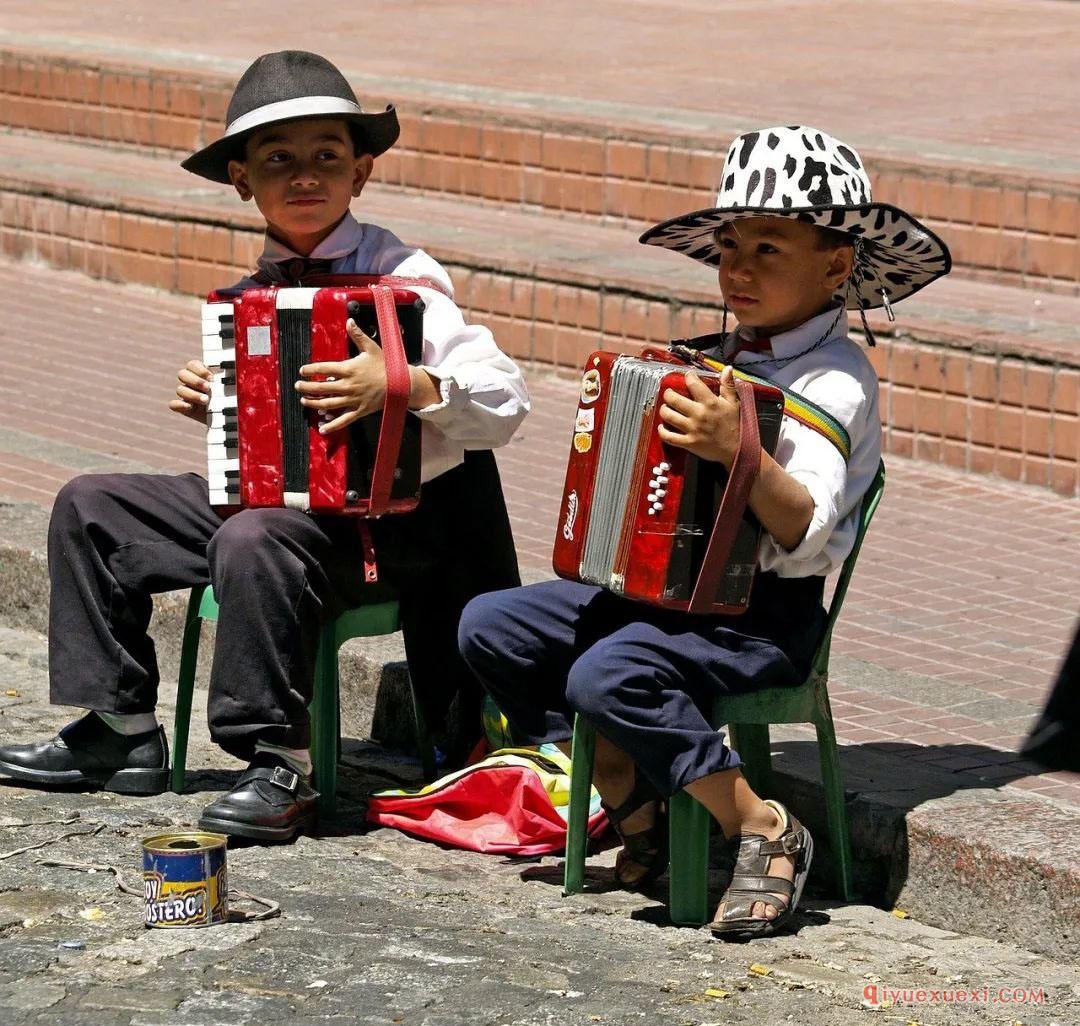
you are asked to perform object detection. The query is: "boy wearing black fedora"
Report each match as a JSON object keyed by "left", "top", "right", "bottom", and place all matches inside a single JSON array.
[
  {"left": 460, "top": 126, "right": 950, "bottom": 938},
  {"left": 0, "top": 51, "right": 529, "bottom": 842}
]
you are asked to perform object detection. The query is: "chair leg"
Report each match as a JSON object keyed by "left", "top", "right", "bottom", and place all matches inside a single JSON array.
[
  {"left": 667, "top": 790, "right": 712, "bottom": 925},
  {"left": 171, "top": 589, "right": 204, "bottom": 794},
  {"left": 815, "top": 713, "right": 855, "bottom": 902},
  {"left": 563, "top": 715, "right": 596, "bottom": 895},
  {"left": 728, "top": 722, "right": 775, "bottom": 797},
  {"left": 311, "top": 628, "right": 339, "bottom": 821}
]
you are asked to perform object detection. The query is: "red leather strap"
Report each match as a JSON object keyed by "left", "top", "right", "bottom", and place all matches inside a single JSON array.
[
  {"left": 367, "top": 284, "right": 412, "bottom": 515},
  {"left": 303, "top": 273, "right": 452, "bottom": 299},
  {"left": 687, "top": 378, "right": 762, "bottom": 615}
]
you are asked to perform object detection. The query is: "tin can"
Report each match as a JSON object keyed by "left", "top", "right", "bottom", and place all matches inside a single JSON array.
[{"left": 142, "top": 832, "right": 229, "bottom": 928}]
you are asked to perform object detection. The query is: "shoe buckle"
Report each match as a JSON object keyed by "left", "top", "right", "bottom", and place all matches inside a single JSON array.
[
  {"left": 780, "top": 831, "right": 802, "bottom": 854},
  {"left": 269, "top": 766, "right": 300, "bottom": 793}
]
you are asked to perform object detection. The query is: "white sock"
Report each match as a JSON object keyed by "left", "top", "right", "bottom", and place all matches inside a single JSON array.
[
  {"left": 255, "top": 741, "right": 312, "bottom": 777},
  {"left": 95, "top": 711, "right": 159, "bottom": 736}
]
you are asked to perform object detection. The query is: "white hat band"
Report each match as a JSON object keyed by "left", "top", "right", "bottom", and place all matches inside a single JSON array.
[{"left": 224, "top": 96, "right": 365, "bottom": 138}]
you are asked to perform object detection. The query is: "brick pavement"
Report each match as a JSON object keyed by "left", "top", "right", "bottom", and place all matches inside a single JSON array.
[
  {"left": 3, "top": 131, "right": 1079, "bottom": 495},
  {"left": 1, "top": 0, "right": 1079, "bottom": 175},
  {"left": 1, "top": 255, "right": 1078, "bottom": 809}
]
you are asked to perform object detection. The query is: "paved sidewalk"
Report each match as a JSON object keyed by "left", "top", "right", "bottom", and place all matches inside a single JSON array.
[
  {"left": 0, "top": 633, "right": 1076, "bottom": 1025},
  {"left": 0, "top": 255, "right": 1078, "bottom": 814},
  {"left": 1, "top": 1, "right": 1079, "bottom": 177}
]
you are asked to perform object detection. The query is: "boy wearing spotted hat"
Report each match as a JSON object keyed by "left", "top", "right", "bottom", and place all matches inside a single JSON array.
[
  {"left": 0, "top": 51, "right": 529, "bottom": 841},
  {"left": 460, "top": 126, "right": 950, "bottom": 938}
]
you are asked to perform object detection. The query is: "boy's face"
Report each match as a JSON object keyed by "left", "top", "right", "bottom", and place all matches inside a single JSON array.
[
  {"left": 227, "top": 118, "right": 373, "bottom": 254},
  {"left": 715, "top": 217, "right": 853, "bottom": 336}
]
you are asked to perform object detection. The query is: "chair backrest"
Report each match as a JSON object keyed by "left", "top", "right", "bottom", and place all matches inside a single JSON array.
[{"left": 810, "top": 460, "right": 886, "bottom": 677}]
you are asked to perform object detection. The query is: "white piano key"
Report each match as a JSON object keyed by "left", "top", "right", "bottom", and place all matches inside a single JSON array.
[
  {"left": 207, "top": 457, "right": 240, "bottom": 473},
  {"left": 209, "top": 489, "right": 241, "bottom": 507}
]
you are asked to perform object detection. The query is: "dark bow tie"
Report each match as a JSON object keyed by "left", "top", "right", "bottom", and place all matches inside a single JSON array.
[
  {"left": 730, "top": 334, "right": 772, "bottom": 358},
  {"left": 274, "top": 257, "right": 335, "bottom": 284}
]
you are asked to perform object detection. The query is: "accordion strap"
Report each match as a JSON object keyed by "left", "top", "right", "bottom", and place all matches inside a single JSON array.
[
  {"left": 367, "top": 284, "right": 412, "bottom": 516},
  {"left": 687, "top": 377, "right": 761, "bottom": 616}
]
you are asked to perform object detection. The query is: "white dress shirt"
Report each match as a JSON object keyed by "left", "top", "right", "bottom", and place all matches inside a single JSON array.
[
  {"left": 705, "top": 306, "right": 882, "bottom": 578},
  {"left": 237, "top": 213, "right": 530, "bottom": 483}
]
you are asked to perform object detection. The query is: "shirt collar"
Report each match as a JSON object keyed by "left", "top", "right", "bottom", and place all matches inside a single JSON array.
[
  {"left": 256, "top": 211, "right": 364, "bottom": 270},
  {"left": 729, "top": 305, "right": 849, "bottom": 364}
]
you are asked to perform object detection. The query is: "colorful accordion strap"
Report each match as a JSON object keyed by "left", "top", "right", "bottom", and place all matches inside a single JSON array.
[{"left": 672, "top": 345, "right": 852, "bottom": 463}]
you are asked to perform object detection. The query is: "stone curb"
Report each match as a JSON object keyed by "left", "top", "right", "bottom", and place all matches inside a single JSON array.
[{"left": 1, "top": 498, "right": 1076, "bottom": 961}]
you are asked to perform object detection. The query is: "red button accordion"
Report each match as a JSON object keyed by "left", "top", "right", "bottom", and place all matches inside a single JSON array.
[
  {"left": 552, "top": 349, "right": 785, "bottom": 615},
  {"left": 201, "top": 276, "right": 428, "bottom": 517}
]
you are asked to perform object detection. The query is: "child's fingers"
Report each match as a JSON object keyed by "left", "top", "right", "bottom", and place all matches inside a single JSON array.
[
  {"left": 346, "top": 318, "right": 379, "bottom": 352},
  {"left": 176, "top": 383, "right": 210, "bottom": 405},
  {"left": 186, "top": 359, "right": 212, "bottom": 379},
  {"left": 657, "top": 423, "right": 689, "bottom": 449},
  {"left": 658, "top": 403, "right": 693, "bottom": 433},
  {"left": 662, "top": 387, "right": 698, "bottom": 414},
  {"left": 317, "top": 408, "right": 362, "bottom": 435},
  {"left": 298, "top": 360, "right": 349, "bottom": 379},
  {"left": 294, "top": 378, "right": 347, "bottom": 397},
  {"left": 718, "top": 364, "right": 739, "bottom": 402},
  {"left": 300, "top": 394, "right": 354, "bottom": 411},
  {"left": 179, "top": 368, "right": 211, "bottom": 393}
]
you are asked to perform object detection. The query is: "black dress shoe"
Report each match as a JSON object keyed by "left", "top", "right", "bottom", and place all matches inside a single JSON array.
[
  {"left": 198, "top": 754, "right": 318, "bottom": 842},
  {"left": 0, "top": 711, "right": 169, "bottom": 794}
]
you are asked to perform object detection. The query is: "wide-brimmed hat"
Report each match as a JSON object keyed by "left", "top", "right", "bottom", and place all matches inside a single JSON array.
[
  {"left": 639, "top": 126, "right": 951, "bottom": 310},
  {"left": 182, "top": 50, "right": 400, "bottom": 183}
]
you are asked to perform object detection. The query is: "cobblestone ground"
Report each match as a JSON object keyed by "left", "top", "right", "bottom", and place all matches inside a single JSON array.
[{"left": 0, "top": 628, "right": 1077, "bottom": 1026}]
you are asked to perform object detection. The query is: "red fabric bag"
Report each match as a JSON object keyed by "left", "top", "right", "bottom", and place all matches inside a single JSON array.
[{"left": 366, "top": 748, "right": 608, "bottom": 857}]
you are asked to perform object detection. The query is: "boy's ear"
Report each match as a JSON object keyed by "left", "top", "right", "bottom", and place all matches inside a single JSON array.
[
  {"left": 352, "top": 154, "right": 375, "bottom": 198},
  {"left": 824, "top": 244, "right": 855, "bottom": 291},
  {"left": 227, "top": 160, "right": 253, "bottom": 201}
]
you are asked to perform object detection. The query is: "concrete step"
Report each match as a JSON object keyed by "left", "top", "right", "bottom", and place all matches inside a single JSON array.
[
  {"left": 1, "top": 129, "right": 1077, "bottom": 497},
  {"left": 1, "top": 46, "right": 1078, "bottom": 296}
]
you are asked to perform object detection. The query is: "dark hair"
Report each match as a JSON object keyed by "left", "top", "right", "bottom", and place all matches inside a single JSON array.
[{"left": 814, "top": 225, "right": 854, "bottom": 250}]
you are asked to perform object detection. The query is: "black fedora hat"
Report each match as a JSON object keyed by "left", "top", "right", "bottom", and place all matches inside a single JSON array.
[{"left": 182, "top": 50, "right": 400, "bottom": 183}]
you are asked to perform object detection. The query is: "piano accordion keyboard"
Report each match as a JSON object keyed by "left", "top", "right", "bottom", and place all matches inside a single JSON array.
[{"left": 202, "top": 303, "right": 241, "bottom": 507}]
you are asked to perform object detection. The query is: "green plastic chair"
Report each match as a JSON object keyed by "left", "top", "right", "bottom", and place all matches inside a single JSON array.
[
  {"left": 170, "top": 584, "right": 435, "bottom": 817},
  {"left": 563, "top": 461, "right": 886, "bottom": 923}
]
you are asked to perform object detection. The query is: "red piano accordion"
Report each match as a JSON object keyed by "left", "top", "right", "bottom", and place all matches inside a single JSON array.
[
  {"left": 201, "top": 275, "right": 436, "bottom": 518},
  {"left": 552, "top": 348, "right": 785, "bottom": 615}
]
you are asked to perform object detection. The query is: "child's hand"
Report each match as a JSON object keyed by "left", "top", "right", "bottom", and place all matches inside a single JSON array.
[
  {"left": 169, "top": 359, "right": 211, "bottom": 425},
  {"left": 658, "top": 366, "right": 742, "bottom": 468},
  {"left": 295, "top": 318, "right": 386, "bottom": 434}
]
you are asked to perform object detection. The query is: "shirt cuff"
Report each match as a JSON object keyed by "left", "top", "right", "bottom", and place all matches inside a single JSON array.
[
  {"left": 762, "top": 468, "right": 840, "bottom": 565},
  {"left": 409, "top": 370, "right": 468, "bottom": 419}
]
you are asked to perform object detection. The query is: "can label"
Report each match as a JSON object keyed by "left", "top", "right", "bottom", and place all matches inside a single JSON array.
[{"left": 142, "top": 832, "right": 229, "bottom": 929}]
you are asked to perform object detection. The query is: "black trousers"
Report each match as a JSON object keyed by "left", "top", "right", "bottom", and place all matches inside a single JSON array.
[{"left": 47, "top": 450, "right": 519, "bottom": 761}]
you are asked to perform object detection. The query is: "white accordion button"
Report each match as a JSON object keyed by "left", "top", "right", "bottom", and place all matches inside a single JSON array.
[{"left": 659, "top": 462, "right": 671, "bottom": 472}]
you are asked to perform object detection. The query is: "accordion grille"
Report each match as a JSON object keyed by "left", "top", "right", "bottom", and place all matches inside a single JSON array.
[
  {"left": 278, "top": 307, "right": 311, "bottom": 493},
  {"left": 580, "top": 360, "right": 666, "bottom": 589}
]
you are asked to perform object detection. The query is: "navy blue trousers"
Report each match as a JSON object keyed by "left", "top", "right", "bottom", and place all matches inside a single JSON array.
[{"left": 458, "top": 574, "right": 825, "bottom": 797}]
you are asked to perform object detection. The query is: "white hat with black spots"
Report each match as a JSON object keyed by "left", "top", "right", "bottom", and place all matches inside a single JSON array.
[{"left": 639, "top": 126, "right": 951, "bottom": 310}]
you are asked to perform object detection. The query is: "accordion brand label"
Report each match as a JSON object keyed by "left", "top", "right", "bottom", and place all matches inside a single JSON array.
[
  {"left": 562, "top": 489, "right": 579, "bottom": 541},
  {"left": 246, "top": 325, "right": 272, "bottom": 356}
]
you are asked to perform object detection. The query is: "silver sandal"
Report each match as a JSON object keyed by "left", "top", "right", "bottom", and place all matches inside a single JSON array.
[{"left": 708, "top": 799, "right": 813, "bottom": 940}]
